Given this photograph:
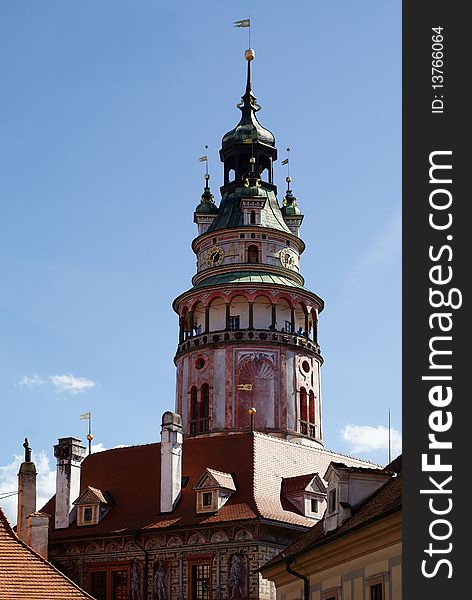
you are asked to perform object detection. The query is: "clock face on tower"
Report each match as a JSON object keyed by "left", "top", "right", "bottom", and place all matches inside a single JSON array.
[
  {"left": 206, "top": 245, "right": 225, "bottom": 267},
  {"left": 279, "top": 248, "right": 296, "bottom": 269}
]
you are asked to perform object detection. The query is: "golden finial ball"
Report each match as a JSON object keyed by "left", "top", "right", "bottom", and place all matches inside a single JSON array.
[
  {"left": 286, "top": 176, "right": 292, "bottom": 183},
  {"left": 204, "top": 173, "right": 210, "bottom": 181},
  {"left": 86, "top": 434, "right": 94, "bottom": 441},
  {"left": 249, "top": 157, "right": 256, "bottom": 164},
  {"left": 245, "top": 48, "right": 255, "bottom": 61},
  {"left": 248, "top": 407, "right": 257, "bottom": 415}
]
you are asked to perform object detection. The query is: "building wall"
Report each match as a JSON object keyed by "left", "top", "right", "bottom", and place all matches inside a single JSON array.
[
  {"left": 49, "top": 523, "right": 299, "bottom": 600},
  {"left": 266, "top": 512, "right": 402, "bottom": 600}
]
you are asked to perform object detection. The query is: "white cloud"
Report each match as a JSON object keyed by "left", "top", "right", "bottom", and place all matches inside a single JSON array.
[
  {"left": 0, "top": 451, "right": 56, "bottom": 526},
  {"left": 341, "top": 424, "right": 402, "bottom": 455},
  {"left": 91, "top": 443, "right": 107, "bottom": 453},
  {"left": 17, "top": 374, "right": 46, "bottom": 388},
  {"left": 91, "top": 443, "right": 128, "bottom": 454},
  {"left": 49, "top": 373, "right": 96, "bottom": 394}
]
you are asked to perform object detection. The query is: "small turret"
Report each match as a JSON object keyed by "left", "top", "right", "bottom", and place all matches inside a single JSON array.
[
  {"left": 194, "top": 174, "right": 218, "bottom": 234},
  {"left": 281, "top": 176, "right": 304, "bottom": 236}
]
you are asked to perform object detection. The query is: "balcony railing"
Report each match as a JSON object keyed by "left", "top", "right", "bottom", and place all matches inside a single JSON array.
[
  {"left": 177, "top": 328, "right": 321, "bottom": 356},
  {"left": 190, "top": 418, "right": 210, "bottom": 435},
  {"left": 299, "top": 421, "right": 317, "bottom": 439}
]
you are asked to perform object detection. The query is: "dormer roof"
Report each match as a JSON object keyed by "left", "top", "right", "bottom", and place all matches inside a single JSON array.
[
  {"left": 193, "top": 468, "right": 236, "bottom": 492},
  {"left": 281, "top": 473, "right": 326, "bottom": 496},
  {"left": 73, "top": 486, "right": 110, "bottom": 506}
]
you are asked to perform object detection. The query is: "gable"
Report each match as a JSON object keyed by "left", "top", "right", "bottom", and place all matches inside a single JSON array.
[{"left": 73, "top": 486, "right": 108, "bottom": 506}]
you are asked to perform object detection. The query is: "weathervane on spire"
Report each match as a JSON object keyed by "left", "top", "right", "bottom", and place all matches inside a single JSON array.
[
  {"left": 199, "top": 145, "right": 209, "bottom": 177},
  {"left": 234, "top": 16, "right": 251, "bottom": 48},
  {"left": 282, "top": 148, "right": 291, "bottom": 191}
]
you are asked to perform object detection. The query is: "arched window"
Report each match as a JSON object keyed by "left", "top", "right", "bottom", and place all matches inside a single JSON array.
[
  {"left": 248, "top": 245, "right": 259, "bottom": 264},
  {"left": 200, "top": 383, "right": 210, "bottom": 431},
  {"left": 250, "top": 210, "right": 256, "bottom": 224},
  {"left": 190, "top": 387, "right": 198, "bottom": 433},
  {"left": 299, "top": 387, "right": 308, "bottom": 435},
  {"left": 309, "top": 391, "right": 316, "bottom": 438},
  {"left": 190, "top": 385, "right": 210, "bottom": 434}
]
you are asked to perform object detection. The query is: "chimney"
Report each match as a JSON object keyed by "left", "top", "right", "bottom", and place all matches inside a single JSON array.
[
  {"left": 160, "top": 411, "right": 183, "bottom": 513},
  {"left": 27, "top": 512, "right": 49, "bottom": 558},
  {"left": 53, "top": 437, "right": 86, "bottom": 529},
  {"left": 17, "top": 438, "right": 36, "bottom": 542}
]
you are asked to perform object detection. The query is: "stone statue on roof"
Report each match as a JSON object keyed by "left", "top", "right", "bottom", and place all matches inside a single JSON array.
[{"left": 23, "top": 438, "right": 32, "bottom": 463}]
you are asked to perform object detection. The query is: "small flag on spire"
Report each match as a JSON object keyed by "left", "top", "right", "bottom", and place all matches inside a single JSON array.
[
  {"left": 198, "top": 156, "right": 208, "bottom": 162},
  {"left": 80, "top": 412, "right": 91, "bottom": 420},
  {"left": 281, "top": 158, "right": 289, "bottom": 165},
  {"left": 234, "top": 19, "right": 250, "bottom": 28}
]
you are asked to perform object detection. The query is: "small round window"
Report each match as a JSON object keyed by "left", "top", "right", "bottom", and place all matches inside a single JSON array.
[
  {"left": 302, "top": 360, "right": 310, "bottom": 373},
  {"left": 195, "top": 357, "right": 205, "bottom": 370}
]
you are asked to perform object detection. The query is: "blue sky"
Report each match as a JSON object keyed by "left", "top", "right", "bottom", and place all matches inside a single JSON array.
[{"left": 0, "top": 1, "right": 401, "bottom": 522}]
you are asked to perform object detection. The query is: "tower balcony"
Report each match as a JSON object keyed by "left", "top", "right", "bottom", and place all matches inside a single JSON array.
[{"left": 175, "top": 327, "right": 322, "bottom": 359}]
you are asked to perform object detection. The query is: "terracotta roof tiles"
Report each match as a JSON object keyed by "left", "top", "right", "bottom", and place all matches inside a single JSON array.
[
  {"left": 0, "top": 506, "right": 93, "bottom": 599},
  {"left": 41, "top": 432, "right": 381, "bottom": 540}
]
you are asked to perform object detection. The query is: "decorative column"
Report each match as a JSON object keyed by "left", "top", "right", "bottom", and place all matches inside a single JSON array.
[
  {"left": 225, "top": 303, "right": 231, "bottom": 330},
  {"left": 248, "top": 302, "right": 254, "bottom": 330},
  {"left": 271, "top": 304, "right": 277, "bottom": 330},
  {"left": 204, "top": 306, "right": 210, "bottom": 333},
  {"left": 178, "top": 554, "right": 185, "bottom": 600}
]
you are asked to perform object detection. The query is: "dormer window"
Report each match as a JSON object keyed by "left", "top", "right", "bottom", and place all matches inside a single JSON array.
[
  {"left": 323, "top": 462, "right": 392, "bottom": 534},
  {"left": 193, "top": 468, "right": 236, "bottom": 514},
  {"left": 281, "top": 473, "right": 327, "bottom": 520},
  {"left": 83, "top": 507, "right": 93, "bottom": 523},
  {"left": 240, "top": 196, "right": 266, "bottom": 226},
  {"left": 74, "top": 486, "right": 111, "bottom": 526},
  {"left": 202, "top": 492, "right": 213, "bottom": 507}
]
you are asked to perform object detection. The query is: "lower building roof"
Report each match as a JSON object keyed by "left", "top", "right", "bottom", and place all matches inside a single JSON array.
[
  {"left": 0, "top": 507, "right": 93, "bottom": 599},
  {"left": 42, "top": 432, "right": 379, "bottom": 541}
]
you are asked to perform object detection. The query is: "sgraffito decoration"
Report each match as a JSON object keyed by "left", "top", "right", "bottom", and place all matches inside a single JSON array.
[
  {"left": 227, "top": 553, "right": 248, "bottom": 599},
  {"left": 152, "top": 559, "right": 171, "bottom": 600}
]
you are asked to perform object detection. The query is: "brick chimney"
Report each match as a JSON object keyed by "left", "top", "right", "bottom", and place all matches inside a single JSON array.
[
  {"left": 16, "top": 438, "right": 36, "bottom": 542},
  {"left": 160, "top": 412, "right": 183, "bottom": 513},
  {"left": 27, "top": 512, "right": 50, "bottom": 558},
  {"left": 53, "top": 437, "right": 86, "bottom": 529}
]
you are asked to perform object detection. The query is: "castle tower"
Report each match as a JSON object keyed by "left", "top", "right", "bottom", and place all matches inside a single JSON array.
[{"left": 173, "top": 49, "right": 324, "bottom": 446}]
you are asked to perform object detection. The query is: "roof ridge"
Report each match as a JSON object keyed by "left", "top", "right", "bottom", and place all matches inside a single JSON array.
[
  {"left": 206, "top": 467, "right": 234, "bottom": 477},
  {"left": 0, "top": 506, "right": 95, "bottom": 599},
  {"left": 252, "top": 432, "right": 381, "bottom": 467}
]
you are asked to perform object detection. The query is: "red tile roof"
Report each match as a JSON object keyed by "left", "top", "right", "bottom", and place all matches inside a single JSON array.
[
  {"left": 41, "top": 433, "right": 380, "bottom": 540},
  {"left": 281, "top": 474, "right": 318, "bottom": 494},
  {"left": 0, "top": 506, "right": 93, "bottom": 599}
]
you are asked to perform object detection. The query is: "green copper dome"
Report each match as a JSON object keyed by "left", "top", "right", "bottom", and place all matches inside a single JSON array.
[
  {"left": 195, "top": 177, "right": 218, "bottom": 215},
  {"left": 222, "top": 115, "right": 275, "bottom": 149},
  {"left": 281, "top": 189, "right": 302, "bottom": 216}
]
